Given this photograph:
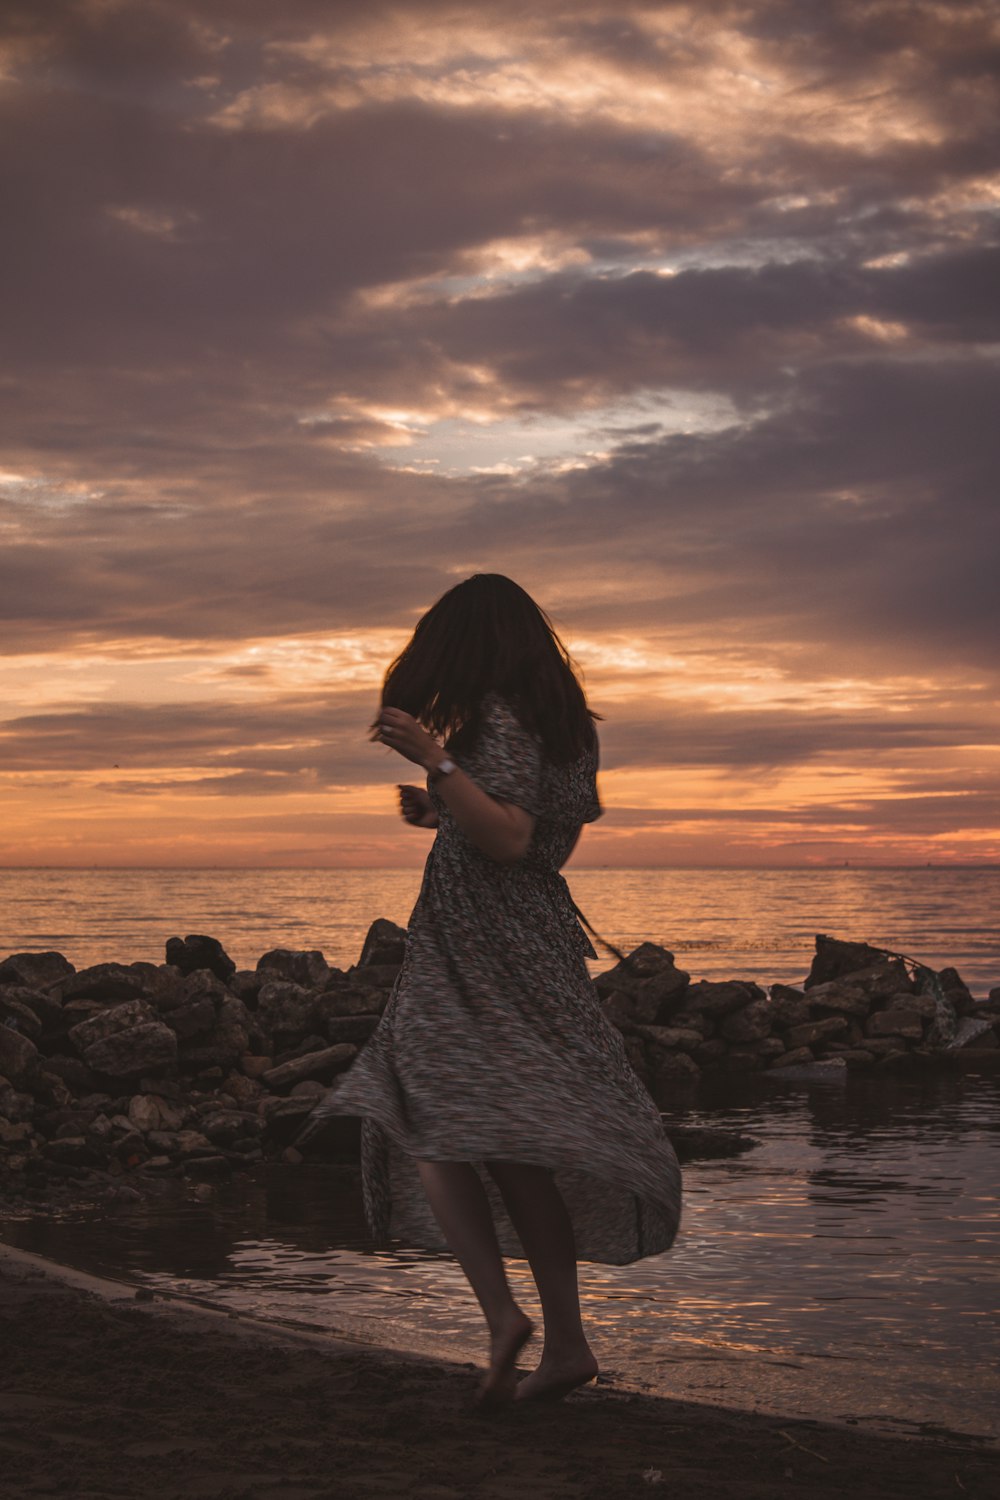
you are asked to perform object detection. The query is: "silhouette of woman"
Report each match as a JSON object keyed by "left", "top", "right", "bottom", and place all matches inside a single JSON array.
[{"left": 304, "top": 574, "right": 681, "bottom": 1407}]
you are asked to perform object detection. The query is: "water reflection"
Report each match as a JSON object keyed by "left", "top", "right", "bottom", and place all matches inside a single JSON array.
[{"left": 3, "top": 1070, "right": 999, "bottom": 1443}]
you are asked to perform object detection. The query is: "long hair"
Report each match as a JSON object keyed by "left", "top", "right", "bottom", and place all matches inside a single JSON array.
[{"left": 372, "top": 574, "right": 601, "bottom": 764}]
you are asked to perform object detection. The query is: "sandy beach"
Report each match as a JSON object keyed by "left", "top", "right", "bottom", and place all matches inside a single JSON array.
[{"left": 1, "top": 1244, "right": 996, "bottom": 1500}]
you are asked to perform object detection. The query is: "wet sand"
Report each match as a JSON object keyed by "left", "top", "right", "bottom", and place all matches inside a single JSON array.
[{"left": 1, "top": 1246, "right": 996, "bottom": 1500}]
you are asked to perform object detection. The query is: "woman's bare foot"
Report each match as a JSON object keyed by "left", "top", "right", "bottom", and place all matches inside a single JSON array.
[
  {"left": 513, "top": 1346, "right": 599, "bottom": 1404},
  {"left": 473, "top": 1308, "right": 535, "bottom": 1409}
]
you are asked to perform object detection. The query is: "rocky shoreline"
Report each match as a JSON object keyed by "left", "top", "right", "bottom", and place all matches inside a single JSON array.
[{"left": 1, "top": 924, "right": 998, "bottom": 1205}]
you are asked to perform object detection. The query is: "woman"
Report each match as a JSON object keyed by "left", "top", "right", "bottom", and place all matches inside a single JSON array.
[{"left": 304, "top": 574, "right": 681, "bottom": 1408}]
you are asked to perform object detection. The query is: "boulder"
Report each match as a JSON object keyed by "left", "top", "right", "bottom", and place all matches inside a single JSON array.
[
  {"left": 256, "top": 948, "right": 332, "bottom": 989},
  {"left": 59, "top": 966, "right": 169, "bottom": 1002},
  {"left": 767, "top": 985, "right": 811, "bottom": 1028},
  {"left": 163, "top": 996, "right": 216, "bottom": 1040},
  {"left": 164, "top": 934, "right": 236, "bottom": 982},
  {"left": 947, "top": 1016, "right": 1000, "bottom": 1050},
  {"left": 81, "top": 1023, "right": 178, "bottom": 1079},
  {"left": 42, "top": 1055, "right": 100, "bottom": 1093},
  {"left": 261, "top": 1043, "right": 356, "bottom": 1091},
  {"left": 229, "top": 970, "right": 266, "bottom": 1007},
  {"left": 68, "top": 998, "right": 157, "bottom": 1052},
  {"left": 0, "top": 1026, "right": 39, "bottom": 1086},
  {"left": 601, "top": 989, "right": 662, "bottom": 1027},
  {"left": 805, "top": 936, "right": 907, "bottom": 990},
  {"left": 322, "top": 984, "right": 386, "bottom": 1017},
  {"left": 866, "top": 1008, "right": 924, "bottom": 1040},
  {"left": 127, "top": 1093, "right": 188, "bottom": 1133},
  {"left": 177, "top": 996, "right": 251, "bottom": 1072},
  {"left": 720, "top": 1000, "right": 773, "bottom": 1043},
  {"left": 647, "top": 1050, "right": 700, "bottom": 1091},
  {"left": 198, "top": 1109, "right": 261, "bottom": 1147},
  {"left": 0, "top": 1079, "right": 36, "bottom": 1121},
  {"left": 0, "top": 952, "right": 75, "bottom": 991},
  {"left": 805, "top": 981, "right": 871, "bottom": 1019},
  {"left": 0, "top": 991, "right": 43, "bottom": 1041},
  {"left": 683, "top": 980, "right": 765, "bottom": 1019},
  {"left": 1, "top": 985, "right": 66, "bottom": 1042},
  {"left": 357, "top": 918, "right": 408, "bottom": 968},
  {"left": 692, "top": 1038, "right": 728, "bottom": 1064},
  {"left": 327, "top": 1014, "right": 379, "bottom": 1046},
  {"left": 261, "top": 1095, "right": 319, "bottom": 1145},
  {"left": 783, "top": 1016, "right": 849, "bottom": 1050},
  {"left": 256, "top": 981, "right": 322, "bottom": 1042},
  {"left": 633, "top": 1025, "right": 702, "bottom": 1054},
  {"left": 593, "top": 942, "right": 679, "bottom": 997}
]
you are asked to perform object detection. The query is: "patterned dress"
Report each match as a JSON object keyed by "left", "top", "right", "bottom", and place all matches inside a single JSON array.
[{"left": 307, "top": 690, "right": 682, "bottom": 1266}]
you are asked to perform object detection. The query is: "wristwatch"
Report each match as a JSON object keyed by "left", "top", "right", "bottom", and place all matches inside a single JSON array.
[{"left": 428, "top": 756, "right": 457, "bottom": 781}]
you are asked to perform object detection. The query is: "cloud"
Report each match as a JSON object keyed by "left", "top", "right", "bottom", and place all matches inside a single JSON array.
[{"left": 1, "top": 0, "right": 998, "bottom": 862}]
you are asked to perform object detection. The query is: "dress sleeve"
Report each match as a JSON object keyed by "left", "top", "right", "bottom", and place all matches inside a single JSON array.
[{"left": 464, "top": 693, "right": 544, "bottom": 817}]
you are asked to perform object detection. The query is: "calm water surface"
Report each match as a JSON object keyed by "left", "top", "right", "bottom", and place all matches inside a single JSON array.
[
  {"left": 4, "top": 1069, "right": 998, "bottom": 1443},
  {"left": 1, "top": 866, "right": 998, "bottom": 991}
]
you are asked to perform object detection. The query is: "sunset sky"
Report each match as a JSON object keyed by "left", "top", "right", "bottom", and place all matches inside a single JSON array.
[{"left": 1, "top": 0, "right": 998, "bottom": 868}]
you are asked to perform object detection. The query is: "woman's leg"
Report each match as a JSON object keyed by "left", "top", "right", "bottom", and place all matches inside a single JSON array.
[
  {"left": 415, "top": 1158, "right": 533, "bottom": 1402},
  {"left": 485, "top": 1160, "right": 598, "bottom": 1400}
]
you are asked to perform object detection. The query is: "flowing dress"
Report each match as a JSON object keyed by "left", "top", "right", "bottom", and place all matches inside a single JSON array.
[{"left": 307, "top": 691, "right": 682, "bottom": 1265}]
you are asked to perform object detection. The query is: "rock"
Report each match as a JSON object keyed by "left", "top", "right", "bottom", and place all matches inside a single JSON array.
[
  {"left": 256, "top": 948, "right": 332, "bottom": 989},
  {"left": 357, "top": 918, "right": 408, "bottom": 968},
  {"left": 163, "top": 996, "right": 216, "bottom": 1040},
  {"left": 683, "top": 981, "right": 765, "bottom": 1019},
  {"left": 767, "top": 985, "right": 811, "bottom": 1028},
  {"left": 837, "top": 1049, "right": 876, "bottom": 1067},
  {"left": 262, "top": 1043, "right": 357, "bottom": 1091},
  {"left": 0, "top": 1026, "right": 39, "bottom": 1086},
  {"left": 0, "top": 1118, "right": 32, "bottom": 1146},
  {"left": 866, "top": 1009, "right": 924, "bottom": 1040},
  {"left": 692, "top": 1038, "right": 728, "bottom": 1065},
  {"left": 44, "top": 1135, "right": 101, "bottom": 1166},
  {"left": 219, "top": 1069, "right": 262, "bottom": 1105},
  {"left": 178, "top": 996, "right": 251, "bottom": 1072},
  {"left": 68, "top": 998, "right": 158, "bottom": 1052},
  {"left": 783, "top": 1016, "right": 849, "bottom": 1049},
  {"left": 164, "top": 935, "right": 236, "bottom": 982},
  {"left": 751, "top": 1037, "right": 786, "bottom": 1058},
  {"left": 805, "top": 981, "right": 871, "bottom": 1018},
  {"left": 239, "top": 1053, "right": 274, "bottom": 1078},
  {"left": 874, "top": 990, "right": 936, "bottom": 1019},
  {"left": 647, "top": 1051, "right": 700, "bottom": 1091},
  {"left": 146, "top": 1128, "right": 214, "bottom": 1155},
  {"left": 0, "top": 1080, "right": 35, "bottom": 1121},
  {"left": 256, "top": 981, "right": 322, "bottom": 1042},
  {"left": 289, "top": 1079, "right": 327, "bottom": 1097},
  {"left": 322, "top": 985, "right": 385, "bottom": 1018},
  {"left": 633, "top": 1026, "right": 702, "bottom": 1054},
  {"left": 593, "top": 942, "right": 678, "bottom": 997},
  {"left": 198, "top": 1109, "right": 260, "bottom": 1147},
  {"left": 601, "top": 989, "right": 662, "bottom": 1027},
  {"left": 229, "top": 970, "right": 265, "bottom": 1006},
  {"left": 326, "top": 1014, "right": 379, "bottom": 1046},
  {"left": 768, "top": 1057, "right": 848, "bottom": 1082},
  {"left": 0, "top": 992, "right": 44, "bottom": 1041},
  {"left": 720, "top": 1000, "right": 773, "bottom": 1043},
  {"left": 947, "top": 1016, "right": 999, "bottom": 1050},
  {"left": 184, "top": 1155, "right": 232, "bottom": 1179},
  {"left": 805, "top": 937, "right": 909, "bottom": 990},
  {"left": 282, "top": 1145, "right": 304, "bottom": 1164},
  {"left": 127, "top": 1093, "right": 187, "bottom": 1133},
  {"left": 668, "top": 1012, "right": 715, "bottom": 1038},
  {"left": 59, "top": 964, "right": 161, "bottom": 1005},
  {"left": 261, "top": 1096, "right": 318, "bottom": 1144},
  {"left": 344, "top": 963, "right": 400, "bottom": 991},
  {"left": 81, "top": 1023, "right": 178, "bottom": 1080},
  {"left": 0, "top": 952, "right": 75, "bottom": 990},
  {"left": 832, "top": 961, "right": 914, "bottom": 999},
  {"left": 1, "top": 985, "right": 66, "bottom": 1040}
]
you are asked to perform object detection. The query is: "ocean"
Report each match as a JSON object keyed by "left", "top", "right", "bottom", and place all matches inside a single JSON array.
[{"left": 1, "top": 865, "right": 997, "bottom": 994}]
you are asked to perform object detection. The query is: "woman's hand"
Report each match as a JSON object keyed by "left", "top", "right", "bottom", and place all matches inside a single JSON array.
[
  {"left": 374, "top": 706, "right": 445, "bottom": 770},
  {"left": 398, "top": 784, "right": 438, "bottom": 828}
]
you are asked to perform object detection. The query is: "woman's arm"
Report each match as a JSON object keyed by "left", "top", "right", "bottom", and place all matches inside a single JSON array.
[{"left": 377, "top": 708, "right": 534, "bottom": 865}]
